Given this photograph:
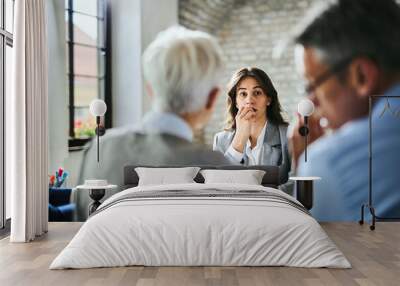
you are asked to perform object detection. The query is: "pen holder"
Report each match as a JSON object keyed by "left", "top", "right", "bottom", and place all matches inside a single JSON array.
[{"left": 49, "top": 187, "right": 72, "bottom": 206}]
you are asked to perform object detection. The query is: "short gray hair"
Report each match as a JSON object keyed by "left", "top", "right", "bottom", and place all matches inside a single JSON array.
[
  {"left": 293, "top": 0, "right": 400, "bottom": 72},
  {"left": 143, "top": 25, "right": 223, "bottom": 114}
]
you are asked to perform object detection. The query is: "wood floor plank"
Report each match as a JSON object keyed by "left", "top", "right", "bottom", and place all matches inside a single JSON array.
[{"left": 0, "top": 222, "right": 399, "bottom": 286}]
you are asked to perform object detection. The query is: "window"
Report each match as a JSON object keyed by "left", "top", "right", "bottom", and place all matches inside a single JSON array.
[
  {"left": 0, "top": 0, "right": 14, "bottom": 231},
  {"left": 65, "top": 0, "right": 111, "bottom": 150}
]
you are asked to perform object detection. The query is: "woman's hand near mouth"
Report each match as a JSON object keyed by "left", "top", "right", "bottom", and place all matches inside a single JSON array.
[{"left": 231, "top": 106, "right": 256, "bottom": 153}]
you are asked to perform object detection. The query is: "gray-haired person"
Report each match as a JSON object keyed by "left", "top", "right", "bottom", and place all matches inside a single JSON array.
[
  {"left": 76, "top": 26, "right": 229, "bottom": 221},
  {"left": 289, "top": 0, "right": 400, "bottom": 221}
]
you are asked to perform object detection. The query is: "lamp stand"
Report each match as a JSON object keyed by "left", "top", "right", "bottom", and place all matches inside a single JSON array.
[
  {"left": 298, "top": 116, "right": 309, "bottom": 162},
  {"left": 96, "top": 116, "right": 100, "bottom": 163},
  {"left": 359, "top": 95, "right": 400, "bottom": 230}
]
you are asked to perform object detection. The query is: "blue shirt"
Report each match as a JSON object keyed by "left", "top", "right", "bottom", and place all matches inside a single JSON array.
[{"left": 298, "top": 84, "right": 400, "bottom": 221}]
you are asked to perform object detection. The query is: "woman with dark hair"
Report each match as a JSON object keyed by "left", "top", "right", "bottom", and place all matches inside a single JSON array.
[{"left": 213, "top": 67, "right": 292, "bottom": 189}]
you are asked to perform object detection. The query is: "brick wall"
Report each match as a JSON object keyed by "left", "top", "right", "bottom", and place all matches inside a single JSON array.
[
  {"left": 179, "top": 0, "right": 316, "bottom": 145},
  {"left": 179, "top": 0, "right": 236, "bottom": 34}
]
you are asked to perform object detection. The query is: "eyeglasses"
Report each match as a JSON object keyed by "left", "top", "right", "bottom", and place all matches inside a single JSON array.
[{"left": 303, "top": 58, "right": 353, "bottom": 96}]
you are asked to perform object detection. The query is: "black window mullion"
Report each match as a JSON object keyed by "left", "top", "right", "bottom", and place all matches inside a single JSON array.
[
  {"left": 97, "top": 0, "right": 101, "bottom": 101},
  {"left": 0, "top": 29, "right": 12, "bottom": 38},
  {"left": 66, "top": 8, "right": 104, "bottom": 21},
  {"left": 69, "top": 74, "right": 105, "bottom": 79},
  {"left": 104, "top": 0, "right": 112, "bottom": 129},
  {"left": 67, "top": 0, "right": 75, "bottom": 138},
  {"left": 0, "top": 33, "right": 5, "bottom": 230},
  {"left": 1, "top": 0, "right": 4, "bottom": 30},
  {"left": 67, "top": 40, "right": 104, "bottom": 50},
  {"left": 1, "top": 0, "right": 5, "bottom": 229},
  {"left": 0, "top": 0, "right": 11, "bottom": 230}
]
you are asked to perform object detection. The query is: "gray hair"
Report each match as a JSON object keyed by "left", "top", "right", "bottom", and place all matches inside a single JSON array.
[
  {"left": 143, "top": 25, "right": 223, "bottom": 114},
  {"left": 293, "top": 0, "right": 400, "bottom": 72}
]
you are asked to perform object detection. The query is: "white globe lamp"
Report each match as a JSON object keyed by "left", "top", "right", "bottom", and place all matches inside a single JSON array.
[
  {"left": 297, "top": 99, "right": 315, "bottom": 162},
  {"left": 89, "top": 99, "right": 107, "bottom": 162}
]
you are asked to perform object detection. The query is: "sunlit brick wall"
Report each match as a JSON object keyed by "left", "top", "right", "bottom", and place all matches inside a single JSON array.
[{"left": 179, "top": 0, "right": 316, "bottom": 145}]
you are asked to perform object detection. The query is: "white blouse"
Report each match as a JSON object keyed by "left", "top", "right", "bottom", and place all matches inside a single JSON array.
[{"left": 226, "top": 122, "right": 267, "bottom": 165}]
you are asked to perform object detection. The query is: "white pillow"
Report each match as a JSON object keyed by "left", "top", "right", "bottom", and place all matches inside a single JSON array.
[
  {"left": 200, "top": 169, "right": 266, "bottom": 185},
  {"left": 135, "top": 167, "right": 200, "bottom": 186}
]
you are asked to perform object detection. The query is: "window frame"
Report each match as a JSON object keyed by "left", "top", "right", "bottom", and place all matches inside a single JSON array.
[
  {"left": 66, "top": 0, "right": 112, "bottom": 151},
  {"left": 0, "top": 0, "right": 14, "bottom": 231}
]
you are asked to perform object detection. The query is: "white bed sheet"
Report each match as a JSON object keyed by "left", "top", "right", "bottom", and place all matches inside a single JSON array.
[{"left": 50, "top": 183, "right": 350, "bottom": 269}]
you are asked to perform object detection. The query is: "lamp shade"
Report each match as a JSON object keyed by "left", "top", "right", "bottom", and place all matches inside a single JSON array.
[
  {"left": 297, "top": 99, "right": 314, "bottom": 117},
  {"left": 89, "top": 99, "right": 107, "bottom": 117}
]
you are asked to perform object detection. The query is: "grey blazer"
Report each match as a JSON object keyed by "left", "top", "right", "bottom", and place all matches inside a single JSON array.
[
  {"left": 76, "top": 127, "right": 229, "bottom": 221},
  {"left": 213, "top": 123, "right": 292, "bottom": 188}
]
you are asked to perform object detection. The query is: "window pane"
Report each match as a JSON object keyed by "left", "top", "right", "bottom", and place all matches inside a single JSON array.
[
  {"left": 73, "top": 13, "right": 98, "bottom": 46},
  {"left": 5, "top": 0, "right": 14, "bottom": 33},
  {"left": 74, "top": 106, "right": 96, "bottom": 138},
  {"left": 74, "top": 46, "right": 98, "bottom": 76},
  {"left": 98, "top": 78, "right": 105, "bottom": 100},
  {"left": 64, "top": 12, "right": 69, "bottom": 40},
  {"left": 73, "top": 0, "right": 97, "bottom": 17},
  {"left": 65, "top": 43, "right": 69, "bottom": 72},
  {"left": 98, "top": 0, "right": 105, "bottom": 19},
  {"left": 74, "top": 77, "right": 98, "bottom": 107},
  {"left": 74, "top": 76, "right": 98, "bottom": 139},
  {"left": 65, "top": 0, "right": 109, "bottom": 139},
  {"left": 0, "top": 0, "right": 3, "bottom": 29},
  {"left": 98, "top": 19, "right": 105, "bottom": 47},
  {"left": 98, "top": 53, "right": 106, "bottom": 78},
  {"left": 0, "top": 39, "right": 3, "bottom": 228},
  {"left": 5, "top": 44, "right": 12, "bottom": 219},
  {"left": 98, "top": 0, "right": 106, "bottom": 42},
  {"left": 65, "top": 75, "right": 70, "bottom": 100}
]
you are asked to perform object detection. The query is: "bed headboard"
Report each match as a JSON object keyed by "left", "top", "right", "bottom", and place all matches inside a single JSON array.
[{"left": 123, "top": 165, "right": 280, "bottom": 189}]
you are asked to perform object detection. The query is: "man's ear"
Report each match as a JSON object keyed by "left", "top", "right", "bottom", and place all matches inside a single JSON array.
[
  {"left": 205, "top": 87, "right": 220, "bottom": 110},
  {"left": 348, "top": 58, "right": 379, "bottom": 97},
  {"left": 145, "top": 83, "right": 154, "bottom": 98}
]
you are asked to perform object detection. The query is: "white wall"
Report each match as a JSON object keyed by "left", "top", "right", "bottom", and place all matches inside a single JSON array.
[
  {"left": 47, "top": 0, "right": 68, "bottom": 175},
  {"left": 111, "top": 0, "right": 178, "bottom": 127},
  {"left": 110, "top": 0, "right": 142, "bottom": 127},
  {"left": 140, "top": 0, "right": 178, "bottom": 113}
]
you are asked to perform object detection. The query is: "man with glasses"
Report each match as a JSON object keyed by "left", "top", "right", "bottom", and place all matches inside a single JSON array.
[{"left": 289, "top": 0, "right": 400, "bottom": 221}]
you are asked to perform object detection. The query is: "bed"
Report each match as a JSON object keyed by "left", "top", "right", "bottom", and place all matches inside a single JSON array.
[{"left": 50, "top": 165, "right": 350, "bottom": 269}]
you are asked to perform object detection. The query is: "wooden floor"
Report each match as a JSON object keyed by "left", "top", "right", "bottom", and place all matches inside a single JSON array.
[{"left": 0, "top": 222, "right": 399, "bottom": 286}]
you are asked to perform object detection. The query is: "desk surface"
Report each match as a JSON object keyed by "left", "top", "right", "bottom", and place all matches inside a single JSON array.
[{"left": 1, "top": 222, "right": 399, "bottom": 286}]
